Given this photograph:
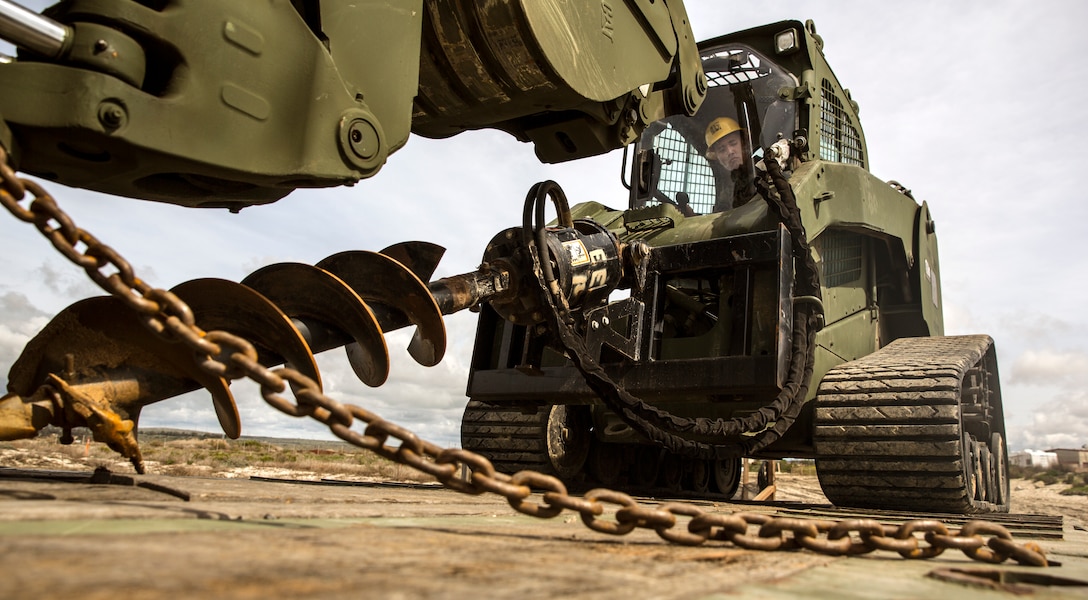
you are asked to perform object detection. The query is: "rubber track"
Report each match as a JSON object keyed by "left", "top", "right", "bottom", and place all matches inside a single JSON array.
[
  {"left": 460, "top": 400, "right": 553, "bottom": 475},
  {"left": 461, "top": 400, "right": 740, "bottom": 500},
  {"left": 813, "top": 335, "right": 1002, "bottom": 514}
]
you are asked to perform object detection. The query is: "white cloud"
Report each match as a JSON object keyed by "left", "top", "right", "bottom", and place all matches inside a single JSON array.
[
  {"left": 941, "top": 301, "right": 979, "bottom": 336},
  {"left": 1009, "top": 349, "right": 1088, "bottom": 387},
  {"left": 1017, "top": 390, "right": 1088, "bottom": 451},
  {"left": 0, "top": 292, "right": 50, "bottom": 379},
  {"left": 999, "top": 314, "right": 1085, "bottom": 343}
]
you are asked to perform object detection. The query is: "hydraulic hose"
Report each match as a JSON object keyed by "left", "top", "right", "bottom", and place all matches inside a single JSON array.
[{"left": 521, "top": 163, "right": 823, "bottom": 459}]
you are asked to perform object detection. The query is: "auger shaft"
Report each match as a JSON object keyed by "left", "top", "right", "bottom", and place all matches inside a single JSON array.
[
  {"left": 430, "top": 266, "right": 516, "bottom": 318},
  {"left": 294, "top": 265, "right": 515, "bottom": 355}
]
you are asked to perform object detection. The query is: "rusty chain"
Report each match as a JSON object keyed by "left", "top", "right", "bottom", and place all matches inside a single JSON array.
[{"left": 0, "top": 146, "right": 1049, "bottom": 567}]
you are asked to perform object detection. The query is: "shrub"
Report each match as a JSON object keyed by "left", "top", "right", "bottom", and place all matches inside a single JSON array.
[
  {"left": 1060, "top": 485, "right": 1088, "bottom": 496},
  {"left": 2, "top": 432, "right": 436, "bottom": 482},
  {"left": 1009, "top": 464, "right": 1035, "bottom": 479},
  {"left": 1034, "top": 473, "right": 1060, "bottom": 486}
]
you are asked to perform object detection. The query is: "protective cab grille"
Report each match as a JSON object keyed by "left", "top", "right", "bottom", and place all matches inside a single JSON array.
[
  {"left": 654, "top": 124, "right": 716, "bottom": 214},
  {"left": 819, "top": 79, "right": 864, "bottom": 168},
  {"left": 703, "top": 49, "right": 769, "bottom": 88}
]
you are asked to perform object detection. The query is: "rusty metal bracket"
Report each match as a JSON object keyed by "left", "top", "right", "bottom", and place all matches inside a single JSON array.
[{"left": 47, "top": 375, "right": 144, "bottom": 473}]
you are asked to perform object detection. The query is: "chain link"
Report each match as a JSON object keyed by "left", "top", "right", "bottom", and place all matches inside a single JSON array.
[{"left": 0, "top": 146, "right": 1050, "bottom": 567}]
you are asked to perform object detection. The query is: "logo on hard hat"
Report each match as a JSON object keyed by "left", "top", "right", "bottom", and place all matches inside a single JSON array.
[{"left": 705, "top": 117, "right": 742, "bottom": 148}]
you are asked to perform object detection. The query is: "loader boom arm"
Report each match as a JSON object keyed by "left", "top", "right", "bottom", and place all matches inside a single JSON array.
[{"left": 0, "top": 0, "right": 704, "bottom": 209}]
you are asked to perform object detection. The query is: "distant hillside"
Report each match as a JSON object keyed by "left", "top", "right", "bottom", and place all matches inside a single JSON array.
[{"left": 40, "top": 425, "right": 350, "bottom": 452}]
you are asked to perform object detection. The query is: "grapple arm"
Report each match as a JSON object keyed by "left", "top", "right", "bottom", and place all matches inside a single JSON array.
[{"left": 0, "top": 0, "right": 704, "bottom": 209}]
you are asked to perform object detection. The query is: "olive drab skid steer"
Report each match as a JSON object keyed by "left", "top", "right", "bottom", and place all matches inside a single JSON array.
[{"left": 0, "top": 4, "right": 1016, "bottom": 568}]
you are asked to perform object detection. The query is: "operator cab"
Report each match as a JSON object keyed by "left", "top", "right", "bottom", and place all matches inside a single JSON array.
[{"left": 630, "top": 41, "right": 800, "bottom": 215}]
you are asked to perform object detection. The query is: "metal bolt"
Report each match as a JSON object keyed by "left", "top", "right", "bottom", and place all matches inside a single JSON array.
[
  {"left": 97, "top": 101, "right": 127, "bottom": 130},
  {"left": 346, "top": 119, "right": 379, "bottom": 160},
  {"left": 628, "top": 240, "right": 651, "bottom": 263},
  {"left": 591, "top": 321, "right": 600, "bottom": 330},
  {"left": 102, "top": 107, "right": 122, "bottom": 125},
  {"left": 601, "top": 317, "right": 610, "bottom": 326},
  {"left": 93, "top": 39, "right": 109, "bottom": 54}
]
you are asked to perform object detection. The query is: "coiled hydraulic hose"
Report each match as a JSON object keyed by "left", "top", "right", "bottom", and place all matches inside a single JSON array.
[{"left": 520, "top": 160, "right": 823, "bottom": 459}]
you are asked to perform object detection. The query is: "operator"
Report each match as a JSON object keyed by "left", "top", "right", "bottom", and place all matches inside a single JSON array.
[{"left": 705, "top": 117, "right": 756, "bottom": 212}]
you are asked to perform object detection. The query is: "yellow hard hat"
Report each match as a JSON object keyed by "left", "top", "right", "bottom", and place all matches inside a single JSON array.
[{"left": 705, "top": 117, "right": 741, "bottom": 148}]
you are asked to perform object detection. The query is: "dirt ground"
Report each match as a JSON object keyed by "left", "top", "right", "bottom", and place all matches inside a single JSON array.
[
  {"left": 2, "top": 440, "right": 1084, "bottom": 524},
  {"left": 1, "top": 441, "right": 1087, "bottom": 599}
]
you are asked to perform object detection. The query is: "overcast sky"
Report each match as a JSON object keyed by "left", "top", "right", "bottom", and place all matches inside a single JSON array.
[{"left": 2, "top": 1, "right": 1086, "bottom": 453}]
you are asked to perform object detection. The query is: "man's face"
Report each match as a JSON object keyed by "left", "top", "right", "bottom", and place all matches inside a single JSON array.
[{"left": 710, "top": 131, "right": 745, "bottom": 171}]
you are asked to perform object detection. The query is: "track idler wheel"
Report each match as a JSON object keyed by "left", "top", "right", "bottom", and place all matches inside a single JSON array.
[
  {"left": 459, "top": 401, "right": 594, "bottom": 484},
  {"left": 543, "top": 405, "right": 591, "bottom": 479},
  {"left": 711, "top": 458, "right": 742, "bottom": 498},
  {"left": 687, "top": 459, "right": 711, "bottom": 494}
]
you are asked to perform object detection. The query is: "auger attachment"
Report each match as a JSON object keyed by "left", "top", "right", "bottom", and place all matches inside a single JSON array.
[
  {"left": 0, "top": 242, "right": 464, "bottom": 464},
  {"left": 1, "top": 200, "right": 633, "bottom": 470}
]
